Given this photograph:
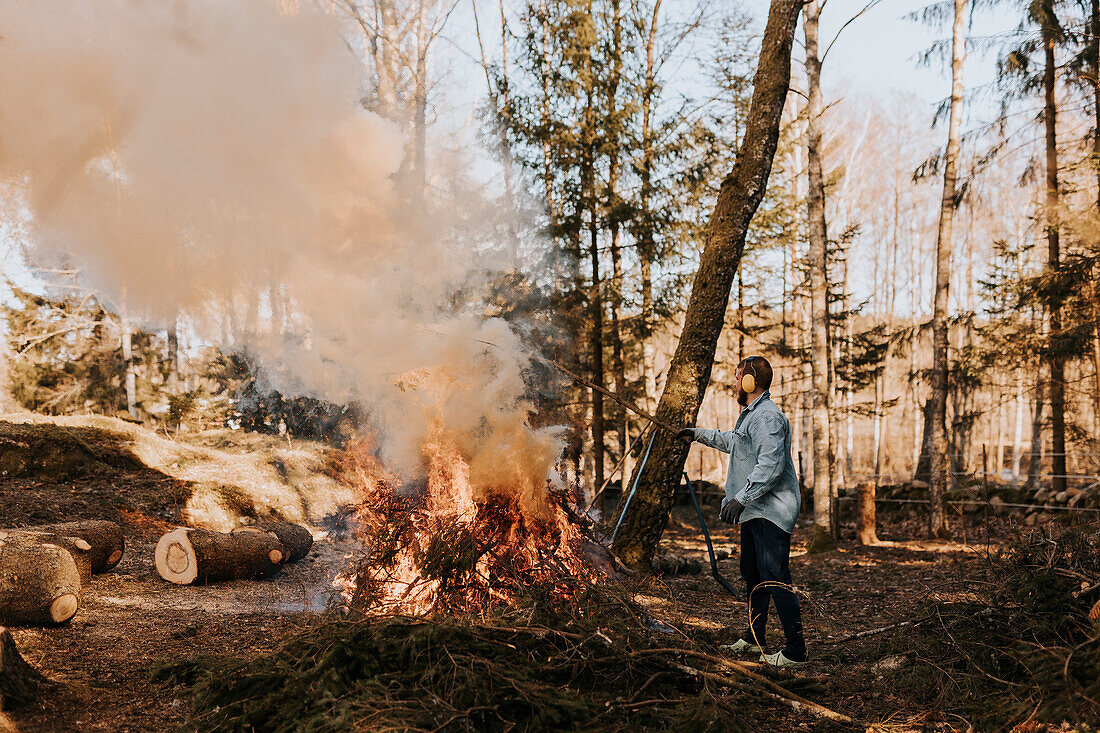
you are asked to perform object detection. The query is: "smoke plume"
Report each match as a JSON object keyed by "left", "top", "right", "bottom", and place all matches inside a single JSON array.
[{"left": 0, "top": 0, "right": 559, "bottom": 516}]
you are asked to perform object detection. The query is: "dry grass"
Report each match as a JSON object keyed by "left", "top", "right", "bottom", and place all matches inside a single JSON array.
[{"left": 0, "top": 414, "right": 355, "bottom": 530}]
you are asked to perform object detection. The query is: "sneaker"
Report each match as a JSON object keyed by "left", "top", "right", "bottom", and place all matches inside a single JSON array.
[
  {"left": 760, "top": 650, "right": 807, "bottom": 669},
  {"left": 720, "top": 638, "right": 763, "bottom": 655}
]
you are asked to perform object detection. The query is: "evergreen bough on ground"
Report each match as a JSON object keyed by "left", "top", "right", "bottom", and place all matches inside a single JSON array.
[
  {"left": 150, "top": 587, "right": 782, "bottom": 733},
  {"left": 890, "top": 523, "right": 1100, "bottom": 730}
]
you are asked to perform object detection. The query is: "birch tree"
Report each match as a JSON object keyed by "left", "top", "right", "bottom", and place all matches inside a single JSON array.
[
  {"left": 804, "top": 0, "right": 835, "bottom": 552},
  {"left": 927, "top": 0, "right": 966, "bottom": 539}
]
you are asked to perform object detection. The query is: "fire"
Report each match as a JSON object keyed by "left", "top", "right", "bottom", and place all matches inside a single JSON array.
[{"left": 342, "top": 383, "right": 600, "bottom": 616}]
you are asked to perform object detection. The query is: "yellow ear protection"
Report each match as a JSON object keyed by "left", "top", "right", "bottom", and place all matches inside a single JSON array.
[{"left": 740, "top": 357, "right": 758, "bottom": 393}]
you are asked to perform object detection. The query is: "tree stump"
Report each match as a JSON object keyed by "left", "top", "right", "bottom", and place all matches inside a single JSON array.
[
  {"left": 155, "top": 528, "right": 285, "bottom": 585},
  {"left": 32, "top": 521, "right": 124, "bottom": 573},
  {"left": 231, "top": 522, "right": 313, "bottom": 563},
  {"left": 856, "top": 481, "right": 880, "bottom": 546},
  {"left": 0, "top": 542, "right": 81, "bottom": 626},
  {"left": 0, "top": 628, "right": 50, "bottom": 710}
]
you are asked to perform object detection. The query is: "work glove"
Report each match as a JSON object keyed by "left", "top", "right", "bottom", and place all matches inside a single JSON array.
[
  {"left": 676, "top": 427, "right": 695, "bottom": 441},
  {"left": 720, "top": 497, "right": 745, "bottom": 525}
]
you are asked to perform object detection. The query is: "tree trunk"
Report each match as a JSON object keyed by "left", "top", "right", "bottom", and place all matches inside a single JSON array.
[
  {"left": 0, "top": 628, "right": 51, "bottom": 710},
  {"left": 873, "top": 374, "right": 883, "bottom": 487},
  {"left": 0, "top": 542, "right": 81, "bottom": 626},
  {"left": 167, "top": 320, "right": 179, "bottom": 396},
  {"left": 611, "top": 0, "right": 802, "bottom": 570},
  {"left": 1028, "top": 365, "right": 1046, "bottom": 488},
  {"left": 639, "top": 0, "right": 662, "bottom": 411},
  {"left": 790, "top": 238, "right": 803, "bottom": 483},
  {"left": 31, "top": 521, "right": 124, "bottom": 573},
  {"left": 587, "top": 184, "right": 605, "bottom": 495},
  {"left": 0, "top": 532, "right": 92, "bottom": 588},
  {"left": 856, "top": 481, "right": 879, "bottom": 545},
  {"left": 804, "top": 0, "right": 835, "bottom": 552},
  {"left": 1041, "top": 3, "right": 1066, "bottom": 496},
  {"left": 995, "top": 397, "right": 1005, "bottom": 480},
  {"left": 155, "top": 528, "right": 285, "bottom": 585},
  {"left": 412, "top": 0, "right": 430, "bottom": 200},
  {"left": 231, "top": 522, "right": 313, "bottom": 564},
  {"left": 1013, "top": 367, "right": 1025, "bottom": 480},
  {"left": 927, "top": 0, "right": 966, "bottom": 539},
  {"left": 120, "top": 290, "right": 138, "bottom": 421},
  {"left": 607, "top": 0, "right": 627, "bottom": 487},
  {"left": 1093, "top": 0, "right": 1100, "bottom": 439}
]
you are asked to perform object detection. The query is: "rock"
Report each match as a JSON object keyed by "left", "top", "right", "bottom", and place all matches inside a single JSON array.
[
  {"left": 988, "top": 495, "right": 1006, "bottom": 514},
  {"left": 872, "top": 654, "right": 908, "bottom": 676},
  {"left": 1024, "top": 512, "right": 1037, "bottom": 526},
  {"left": 1034, "top": 489, "right": 1050, "bottom": 503},
  {"left": 1055, "top": 491, "right": 1069, "bottom": 504},
  {"left": 910, "top": 480, "right": 930, "bottom": 490},
  {"left": 1067, "top": 487, "right": 1082, "bottom": 498},
  {"left": 1034, "top": 512, "right": 1053, "bottom": 525}
]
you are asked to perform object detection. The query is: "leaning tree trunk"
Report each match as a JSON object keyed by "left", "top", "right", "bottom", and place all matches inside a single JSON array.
[
  {"left": 611, "top": 0, "right": 803, "bottom": 570},
  {"left": 1041, "top": 1, "right": 1067, "bottom": 497},
  {"left": 927, "top": 0, "right": 966, "bottom": 540},
  {"left": 804, "top": 0, "right": 835, "bottom": 553}
]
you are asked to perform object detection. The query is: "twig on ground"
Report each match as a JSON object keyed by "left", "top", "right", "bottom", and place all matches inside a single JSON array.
[{"left": 669, "top": 662, "right": 854, "bottom": 724}]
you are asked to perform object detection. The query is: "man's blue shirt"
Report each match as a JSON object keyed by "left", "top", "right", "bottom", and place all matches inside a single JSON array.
[{"left": 691, "top": 390, "right": 801, "bottom": 534}]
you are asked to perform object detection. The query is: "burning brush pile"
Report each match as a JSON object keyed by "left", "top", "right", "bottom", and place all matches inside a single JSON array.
[
  {"left": 340, "top": 427, "right": 604, "bottom": 617},
  {"left": 328, "top": 358, "right": 609, "bottom": 617}
]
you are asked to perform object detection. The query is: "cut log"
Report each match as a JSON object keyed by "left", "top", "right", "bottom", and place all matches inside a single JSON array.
[
  {"left": 155, "top": 528, "right": 285, "bottom": 585},
  {"left": 33, "top": 521, "right": 124, "bottom": 572},
  {"left": 231, "top": 522, "right": 313, "bottom": 563},
  {"left": 0, "top": 542, "right": 81, "bottom": 626},
  {"left": 0, "top": 532, "right": 92, "bottom": 587},
  {"left": 0, "top": 627, "right": 51, "bottom": 710}
]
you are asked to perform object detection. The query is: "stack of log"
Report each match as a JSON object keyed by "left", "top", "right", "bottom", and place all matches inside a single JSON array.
[
  {"left": 0, "top": 520, "right": 125, "bottom": 627},
  {"left": 155, "top": 521, "right": 313, "bottom": 585},
  {"left": 1020, "top": 483, "right": 1099, "bottom": 525}
]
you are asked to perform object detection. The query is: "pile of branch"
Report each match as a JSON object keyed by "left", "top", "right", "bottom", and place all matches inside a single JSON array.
[
  {"left": 349, "top": 489, "right": 604, "bottom": 616},
  {"left": 155, "top": 522, "right": 312, "bottom": 585},
  {"left": 152, "top": 593, "right": 851, "bottom": 732},
  {"left": 0, "top": 520, "right": 125, "bottom": 626},
  {"left": 888, "top": 523, "right": 1100, "bottom": 729}
]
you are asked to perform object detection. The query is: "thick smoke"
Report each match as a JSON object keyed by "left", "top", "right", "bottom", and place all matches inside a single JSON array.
[{"left": 0, "top": 0, "right": 560, "bottom": 515}]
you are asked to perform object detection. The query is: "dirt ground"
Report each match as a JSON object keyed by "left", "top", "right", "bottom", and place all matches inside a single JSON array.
[
  {"left": 0, "top": 417, "right": 1035, "bottom": 732},
  {"left": 650, "top": 503, "right": 1008, "bottom": 731}
]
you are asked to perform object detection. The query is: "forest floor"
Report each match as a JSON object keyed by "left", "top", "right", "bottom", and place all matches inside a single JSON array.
[{"left": 0, "top": 416, "right": 1070, "bottom": 732}]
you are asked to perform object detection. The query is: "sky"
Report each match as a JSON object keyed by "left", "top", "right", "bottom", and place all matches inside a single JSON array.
[{"left": 817, "top": 0, "right": 1021, "bottom": 122}]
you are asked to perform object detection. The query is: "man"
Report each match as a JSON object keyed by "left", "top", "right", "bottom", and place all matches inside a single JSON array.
[{"left": 678, "top": 355, "right": 806, "bottom": 668}]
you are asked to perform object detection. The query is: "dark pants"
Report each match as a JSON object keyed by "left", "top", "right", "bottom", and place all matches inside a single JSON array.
[{"left": 739, "top": 518, "right": 806, "bottom": 661}]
